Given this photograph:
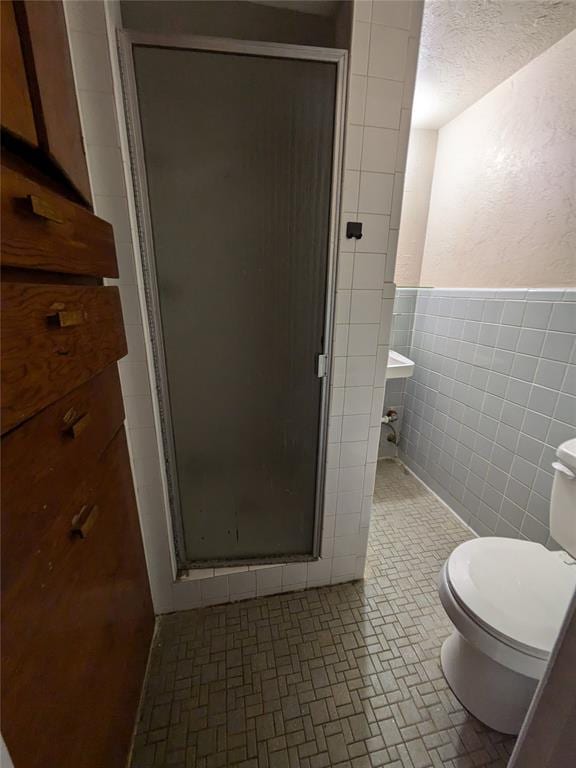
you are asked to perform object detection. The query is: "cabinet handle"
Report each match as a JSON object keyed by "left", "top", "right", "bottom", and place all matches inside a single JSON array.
[
  {"left": 71, "top": 505, "right": 100, "bottom": 539},
  {"left": 27, "top": 194, "right": 64, "bottom": 223},
  {"left": 66, "top": 412, "right": 90, "bottom": 439},
  {"left": 48, "top": 309, "right": 86, "bottom": 328}
]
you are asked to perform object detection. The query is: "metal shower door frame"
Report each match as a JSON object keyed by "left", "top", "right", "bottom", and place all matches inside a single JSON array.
[{"left": 118, "top": 30, "right": 348, "bottom": 569}]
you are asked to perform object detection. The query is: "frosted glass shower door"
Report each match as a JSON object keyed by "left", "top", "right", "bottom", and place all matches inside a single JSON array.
[{"left": 130, "top": 40, "right": 340, "bottom": 564}]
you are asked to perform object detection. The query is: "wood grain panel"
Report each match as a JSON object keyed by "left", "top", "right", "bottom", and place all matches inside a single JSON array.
[
  {"left": 2, "top": 365, "right": 124, "bottom": 584},
  {"left": 1, "top": 427, "right": 154, "bottom": 768},
  {"left": 1, "top": 164, "right": 117, "bottom": 277},
  {"left": 15, "top": 0, "right": 92, "bottom": 205},
  {"left": 1, "top": 283, "right": 127, "bottom": 433},
  {"left": 0, "top": 1, "right": 38, "bottom": 145}
]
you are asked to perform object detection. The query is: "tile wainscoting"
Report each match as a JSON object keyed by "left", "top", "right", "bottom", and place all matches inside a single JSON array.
[{"left": 385, "top": 287, "right": 575, "bottom": 547}]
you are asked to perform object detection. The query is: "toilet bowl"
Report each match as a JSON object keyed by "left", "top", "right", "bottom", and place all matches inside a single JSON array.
[{"left": 438, "top": 438, "right": 576, "bottom": 735}]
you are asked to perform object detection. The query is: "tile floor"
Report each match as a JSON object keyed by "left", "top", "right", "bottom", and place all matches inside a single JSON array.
[{"left": 130, "top": 460, "right": 516, "bottom": 768}]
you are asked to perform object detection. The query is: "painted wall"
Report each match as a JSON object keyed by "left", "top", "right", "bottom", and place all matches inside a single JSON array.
[
  {"left": 65, "top": 0, "right": 423, "bottom": 612},
  {"left": 420, "top": 31, "right": 576, "bottom": 288},
  {"left": 394, "top": 128, "right": 437, "bottom": 286},
  {"left": 397, "top": 287, "right": 576, "bottom": 547}
]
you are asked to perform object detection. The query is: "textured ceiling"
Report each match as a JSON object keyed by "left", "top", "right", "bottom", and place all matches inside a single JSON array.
[{"left": 412, "top": 0, "right": 576, "bottom": 129}]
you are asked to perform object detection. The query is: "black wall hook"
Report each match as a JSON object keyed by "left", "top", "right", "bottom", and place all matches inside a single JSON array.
[{"left": 346, "top": 221, "right": 363, "bottom": 240}]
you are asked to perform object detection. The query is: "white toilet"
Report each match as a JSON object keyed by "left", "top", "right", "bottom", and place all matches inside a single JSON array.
[{"left": 439, "top": 437, "right": 576, "bottom": 735}]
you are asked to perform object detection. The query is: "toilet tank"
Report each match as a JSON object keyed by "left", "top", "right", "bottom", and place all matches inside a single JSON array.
[{"left": 550, "top": 438, "right": 576, "bottom": 557}]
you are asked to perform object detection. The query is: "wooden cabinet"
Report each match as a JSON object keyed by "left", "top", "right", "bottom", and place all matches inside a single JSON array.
[
  {"left": 15, "top": 1, "right": 92, "bottom": 204},
  {"left": 2, "top": 366, "right": 125, "bottom": 540},
  {"left": 2, "top": 282, "right": 127, "bottom": 432},
  {"left": 2, "top": 428, "right": 152, "bottom": 768},
  {"left": 1, "top": 164, "right": 117, "bottom": 277},
  {"left": 1, "top": 3, "right": 154, "bottom": 767},
  {"left": 1, "top": 1, "right": 91, "bottom": 205},
  {"left": 0, "top": 1, "right": 37, "bottom": 146}
]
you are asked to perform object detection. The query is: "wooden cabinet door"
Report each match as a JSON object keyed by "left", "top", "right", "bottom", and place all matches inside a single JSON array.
[
  {"left": 2, "top": 426, "right": 154, "bottom": 768},
  {"left": 15, "top": 0, "right": 92, "bottom": 205},
  {"left": 0, "top": 1, "right": 38, "bottom": 145},
  {"left": 1, "top": 282, "right": 127, "bottom": 433},
  {"left": 1, "top": 165, "right": 117, "bottom": 277}
]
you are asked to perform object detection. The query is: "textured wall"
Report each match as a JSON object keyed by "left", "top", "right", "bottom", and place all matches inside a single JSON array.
[
  {"left": 420, "top": 31, "right": 576, "bottom": 288},
  {"left": 394, "top": 128, "right": 437, "bottom": 286},
  {"left": 413, "top": 0, "right": 576, "bottom": 129},
  {"left": 398, "top": 287, "right": 576, "bottom": 547}
]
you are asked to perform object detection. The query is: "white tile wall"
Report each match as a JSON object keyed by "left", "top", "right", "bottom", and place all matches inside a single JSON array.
[
  {"left": 329, "top": 0, "right": 423, "bottom": 585},
  {"left": 365, "top": 78, "right": 403, "bottom": 128},
  {"left": 64, "top": 0, "right": 423, "bottom": 612},
  {"left": 361, "top": 126, "right": 398, "bottom": 172},
  {"left": 368, "top": 24, "right": 409, "bottom": 80},
  {"left": 65, "top": 0, "right": 176, "bottom": 612},
  {"left": 358, "top": 171, "right": 394, "bottom": 214}
]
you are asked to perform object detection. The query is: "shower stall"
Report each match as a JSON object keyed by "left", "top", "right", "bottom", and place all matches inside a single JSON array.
[{"left": 120, "top": 32, "right": 346, "bottom": 568}]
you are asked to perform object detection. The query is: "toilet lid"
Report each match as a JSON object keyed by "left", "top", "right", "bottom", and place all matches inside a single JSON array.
[{"left": 447, "top": 538, "right": 576, "bottom": 658}]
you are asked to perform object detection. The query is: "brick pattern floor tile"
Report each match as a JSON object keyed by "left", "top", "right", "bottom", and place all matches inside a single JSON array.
[{"left": 130, "top": 460, "right": 516, "bottom": 767}]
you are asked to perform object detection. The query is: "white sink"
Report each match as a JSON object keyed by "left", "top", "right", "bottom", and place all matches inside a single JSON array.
[{"left": 386, "top": 350, "right": 414, "bottom": 380}]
